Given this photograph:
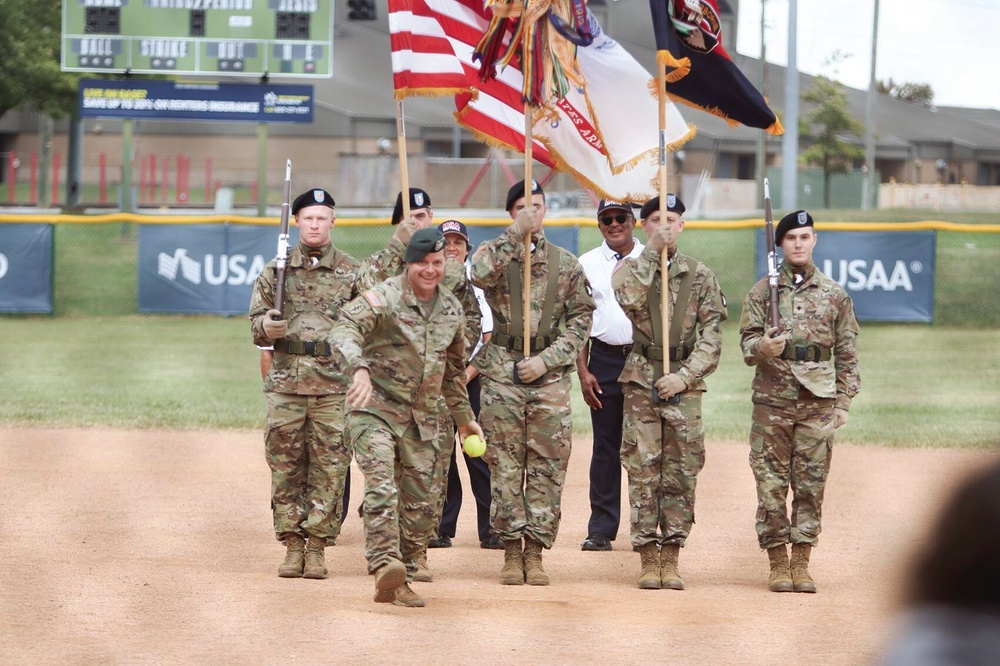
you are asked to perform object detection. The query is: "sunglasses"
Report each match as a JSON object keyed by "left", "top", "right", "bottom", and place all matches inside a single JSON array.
[{"left": 599, "top": 213, "right": 632, "bottom": 226}]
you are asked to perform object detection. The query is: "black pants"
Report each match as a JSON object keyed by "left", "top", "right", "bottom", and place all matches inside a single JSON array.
[
  {"left": 587, "top": 343, "right": 627, "bottom": 540},
  {"left": 438, "top": 375, "right": 492, "bottom": 540}
]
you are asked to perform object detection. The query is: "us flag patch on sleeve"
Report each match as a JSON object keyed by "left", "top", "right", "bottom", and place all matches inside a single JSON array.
[{"left": 362, "top": 290, "right": 387, "bottom": 309}]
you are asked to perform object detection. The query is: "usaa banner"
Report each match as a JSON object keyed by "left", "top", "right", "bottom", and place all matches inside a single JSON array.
[
  {"left": 0, "top": 224, "right": 53, "bottom": 313},
  {"left": 755, "top": 230, "right": 935, "bottom": 322},
  {"left": 138, "top": 224, "right": 296, "bottom": 315}
]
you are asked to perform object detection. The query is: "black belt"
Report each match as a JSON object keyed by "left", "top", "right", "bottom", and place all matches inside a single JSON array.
[
  {"left": 590, "top": 338, "right": 632, "bottom": 356},
  {"left": 780, "top": 345, "right": 832, "bottom": 362},
  {"left": 491, "top": 331, "right": 553, "bottom": 352},
  {"left": 635, "top": 344, "right": 691, "bottom": 363},
  {"left": 276, "top": 339, "right": 332, "bottom": 357}
]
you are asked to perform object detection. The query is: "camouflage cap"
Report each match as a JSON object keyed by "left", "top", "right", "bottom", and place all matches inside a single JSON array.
[
  {"left": 639, "top": 194, "right": 685, "bottom": 220},
  {"left": 775, "top": 210, "right": 814, "bottom": 244},
  {"left": 391, "top": 187, "right": 432, "bottom": 225},
  {"left": 292, "top": 189, "right": 335, "bottom": 215},
  {"left": 404, "top": 228, "right": 446, "bottom": 263}
]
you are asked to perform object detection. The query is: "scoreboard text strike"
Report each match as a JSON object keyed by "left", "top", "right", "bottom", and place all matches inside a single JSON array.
[{"left": 61, "top": 0, "right": 333, "bottom": 78}]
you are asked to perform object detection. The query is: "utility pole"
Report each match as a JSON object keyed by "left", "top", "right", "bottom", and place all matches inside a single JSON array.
[
  {"left": 781, "top": 0, "right": 799, "bottom": 210},
  {"left": 862, "top": 0, "right": 880, "bottom": 210},
  {"left": 755, "top": 0, "right": 768, "bottom": 202}
]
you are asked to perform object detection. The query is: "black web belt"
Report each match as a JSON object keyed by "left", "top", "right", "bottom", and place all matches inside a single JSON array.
[
  {"left": 780, "top": 344, "right": 832, "bottom": 362},
  {"left": 276, "top": 339, "right": 332, "bottom": 357}
]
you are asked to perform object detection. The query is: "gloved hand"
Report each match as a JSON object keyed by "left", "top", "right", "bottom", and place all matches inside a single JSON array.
[
  {"left": 511, "top": 206, "right": 537, "bottom": 237},
  {"left": 758, "top": 327, "right": 786, "bottom": 358},
  {"left": 834, "top": 408, "right": 849, "bottom": 429},
  {"left": 392, "top": 216, "right": 419, "bottom": 245},
  {"left": 646, "top": 223, "right": 672, "bottom": 254},
  {"left": 262, "top": 309, "right": 288, "bottom": 339},
  {"left": 516, "top": 356, "right": 547, "bottom": 383},
  {"left": 654, "top": 373, "right": 686, "bottom": 400}
]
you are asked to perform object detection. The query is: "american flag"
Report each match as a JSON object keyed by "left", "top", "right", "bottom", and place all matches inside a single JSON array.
[{"left": 388, "top": 0, "right": 694, "bottom": 202}]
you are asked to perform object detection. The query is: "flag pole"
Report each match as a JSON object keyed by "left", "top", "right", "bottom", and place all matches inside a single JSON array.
[
  {"left": 396, "top": 100, "right": 411, "bottom": 223},
  {"left": 657, "top": 59, "right": 671, "bottom": 375},
  {"left": 522, "top": 105, "right": 533, "bottom": 361}
]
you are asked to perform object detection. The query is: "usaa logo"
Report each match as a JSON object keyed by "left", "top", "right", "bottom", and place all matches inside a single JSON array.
[
  {"left": 821, "top": 258, "right": 921, "bottom": 292},
  {"left": 157, "top": 248, "right": 266, "bottom": 286},
  {"left": 0, "top": 253, "right": 8, "bottom": 279}
]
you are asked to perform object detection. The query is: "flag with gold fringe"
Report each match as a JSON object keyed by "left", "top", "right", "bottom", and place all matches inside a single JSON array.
[{"left": 650, "top": 0, "right": 783, "bottom": 135}]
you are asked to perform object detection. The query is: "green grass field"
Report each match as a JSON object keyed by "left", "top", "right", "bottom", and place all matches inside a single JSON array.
[{"left": 1, "top": 316, "right": 997, "bottom": 448}]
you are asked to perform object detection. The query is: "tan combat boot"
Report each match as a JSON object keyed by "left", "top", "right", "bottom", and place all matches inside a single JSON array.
[
  {"left": 766, "top": 545, "right": 793, "bottom": 592},
  {"left": 637, "top": 542, "right": 661, "bottom": 590},
  {"left": 523, "top": 538, "right": 550, "bottom": 586},
  {"left": 373, "top": 558, "right": 408, "bottom": 603},
  {"left": 500, "top": 538, "right": 525, "bottom": 585},
  {"left": 412, "top": 547, "right": 433, "bottom": 583},
  {"left": 393, "top": 582, "right": 426, "bottom": 608},
  {"left": 660, "top": 544, "right": 685, "bottom": 590},
  {"left": 277, "top": 534, "right": 306, "bottom": 578},
  {"left": 302, "top": 536, "right": 328, "bottom": 579},
  {"left": 790, "top": 543, "right": 817, "bottom": 593}
]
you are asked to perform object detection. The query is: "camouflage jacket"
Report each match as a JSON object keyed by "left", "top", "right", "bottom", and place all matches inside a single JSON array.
[
  {"left": 739, "top": 261, "right": 860, "bottom": 410},
  {"left": 470, "top": 226, "right": 594, "bottom": 384},
  {"left": 249, "top": 242, "right": 360, "bottom": 395},
  {"left": 612, "top": 246, "right": 726, "bottom": 391},
  {"left": 355, "top": 235, "right": 482, "bottom": 357},
  {"left": 328, "top": 274, "right": 474, "bottom": 441}
]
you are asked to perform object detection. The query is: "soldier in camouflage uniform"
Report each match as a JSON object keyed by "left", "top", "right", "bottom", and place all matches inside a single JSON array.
[
  {"left": 249, "top": 188, "right": 360, "bottom": 580},
  {"left": 612, "top": 194, "right": 726, "bottom": 591},
  {"left": 739, "top": 210, "right": 860, "bottom": 594},
  {"left": 354, "top": 188, "right": 482, "bottom": 584},
  {"left": 329, "top": 228, "right": 484, "bottom": 608},
  {"left": 470, "top": 179, "right": 595, "bottom": 586}
]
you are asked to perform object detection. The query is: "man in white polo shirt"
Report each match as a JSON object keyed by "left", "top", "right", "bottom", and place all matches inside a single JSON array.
[{"left": 576, "top": 199, "right": 643, "bottom": 552}]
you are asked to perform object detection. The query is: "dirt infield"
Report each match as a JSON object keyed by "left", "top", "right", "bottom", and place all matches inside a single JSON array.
[{"left": 1, "top": 428, "right": 994, "bottom": 665}]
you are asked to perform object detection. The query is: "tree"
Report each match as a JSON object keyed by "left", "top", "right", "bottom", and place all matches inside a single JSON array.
[
  {"left": 877, "top": 78, "right": 935, "bottom": 107},
  {"left": 800, "top": 76, "right": 864, "bottom": 208},
  {"left": 0, "top": 0, "right": 80, "bottom": 122}
]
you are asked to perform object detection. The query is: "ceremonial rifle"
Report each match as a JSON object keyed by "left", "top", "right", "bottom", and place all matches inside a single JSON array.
[
  {"left": 273, "top": 160, "right": 292, "bottom": 316},
  {"left": 763, "top": 178, "right": 780, "bottom": 330}
]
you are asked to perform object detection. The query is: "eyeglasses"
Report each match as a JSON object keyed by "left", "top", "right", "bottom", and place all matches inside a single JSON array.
[{"left": 598, "top": 213, "right": 631, "bottom": 226}]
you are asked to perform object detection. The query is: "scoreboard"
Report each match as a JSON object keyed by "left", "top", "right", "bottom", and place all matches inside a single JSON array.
[{"left": 61, "top": 0, "right": 333, "bottom": 78}]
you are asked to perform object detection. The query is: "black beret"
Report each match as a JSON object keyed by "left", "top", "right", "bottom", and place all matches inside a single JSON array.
[
  {"left": 292, "top": 189, "right": 335, "bottom": 215},
  {"left": 391, "top": 187, "right": 432, "bottom": 225},
  {"left": 404, "top": 228, "right": 446, "bottom": 263},
  {"left": 775, "top": 210, "right": 814, "bottom": 244},
  {"left": 505, "top": 179, "right": 544, "bottom": 212},
  {"left": 639, "top": 194, "right": 685, "bottom": 221}
]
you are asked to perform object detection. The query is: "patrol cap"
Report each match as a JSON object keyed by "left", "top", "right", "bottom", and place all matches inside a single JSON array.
[
  {"left": 404, "top": 228, "right": 447, "bottom": 263},
  {"left": 596, "top": 199, "right": 634, "bottom": 217},
  {"left": 775, "top": 210, "right": 815, "bottom": 244},
  {"left": 639, "top": 194, "right": 685, "bottom": 221},
  {"left": 437, "top": 219, "right": 472, "bottom": 250},
  {"left": 292, "top": 189, "right": 335, "bottom": 215},
  {"left": 505, "top": 179, "right": 544, "bottom": 212},
  {"left": 391, "top": 187, "right": 432, "bottom": 225}
]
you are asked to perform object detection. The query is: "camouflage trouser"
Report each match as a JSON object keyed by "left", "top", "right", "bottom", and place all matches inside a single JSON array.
[
  {"left": 348, "top": 412, "right": 443, "bottom": 579},
  {"left": 430, "top": 399, "right": 458, "bottom": 528},
  {"left": 478, "top": 375, "right": 573, "bottom": 549},
  {"left": 264, "top": 392, "right": 351, "bottom": 542},
  {"left": 620, "top": 385, "right": 705, "bottom": 548},
  {"left": 748, "top": 397, "right": 835, "bottom": 549}
]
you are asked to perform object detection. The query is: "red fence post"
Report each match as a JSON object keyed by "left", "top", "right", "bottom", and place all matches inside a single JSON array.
[
  {"left": 7, "top": 152, "right": 15, "bottom": 203},
  {"left": 161, "top": 154, "right": 169, "bottom": 204},
  {"left": 99, "top": 152, "right": 107, "bottom": 204},
  {"left": 51, "top": 152, "right": 61, "bottom": 205},
  {"left": 149, "top": 155, "right": 157, "bottom": 202},
  {"left": 30, "top": 152, "right": 38, "bottom": 204}
]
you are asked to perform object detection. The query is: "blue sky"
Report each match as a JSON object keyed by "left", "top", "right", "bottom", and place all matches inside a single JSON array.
[{"left": 735, "top": 0, "right": 1000, "bottom": 110}]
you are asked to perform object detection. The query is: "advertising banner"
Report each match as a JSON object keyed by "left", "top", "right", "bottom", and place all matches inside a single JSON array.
[
  {"left": 80, "top": 79, "right": 313, "bottom": 123},
  {"left": 0, "top": 224, "right": 53, "bottom": 314},
  {"left": 139, "top": 224, "right": 293, "bottom": 315},
  {"left": 756, "top": 230, "right": 935, "bottom": 322}
]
